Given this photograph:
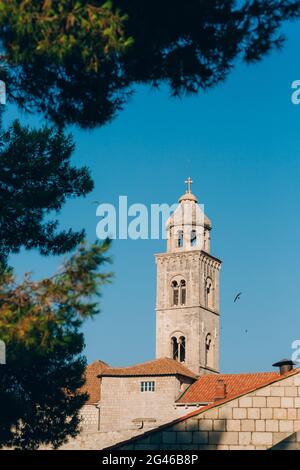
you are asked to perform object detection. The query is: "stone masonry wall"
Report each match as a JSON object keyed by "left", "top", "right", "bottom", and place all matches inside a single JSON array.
[
  {"left": 99, "top": 375, "right": 193, "bottom": 433},
  {"left": 115, "top": 371, "right": 300, "bottom": 450},
  {"left": 80, "top": 405, "right": 99, "bottom": 432},
  {"left": 59, "top": 429, "right": 145, "bottom": 450},
  {"left": 155, "top": 251, "right": 220, "bottom": 375}
]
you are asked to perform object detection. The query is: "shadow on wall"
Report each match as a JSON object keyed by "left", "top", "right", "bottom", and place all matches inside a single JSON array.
[
  {"left": 271, "top": 431, "right": 300, "bottom": 451},
  {"left": 116, "top": 419, "right": 231, "bottom": 450},
  {"left": 115, "top": 421, "right": 300, "bottom": 450}
]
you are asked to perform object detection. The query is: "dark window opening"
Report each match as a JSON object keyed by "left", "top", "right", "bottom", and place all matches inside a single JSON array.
[
  {"left": 178, "top": 230, "right": 184, "bottom": 248},
  {"left": 205, "top": 333, "right": 213, "bottom": 368},
  {"left": 172, "top": 281, "right": 179, "bottom": 306},
  {"left": 171, "top": 336, "right": 178, "bottom": 360},
  {"left": 190, "top": 230, "right": 197, "bottom": 247},
  {"left": 141, "top": 381, "right": 155, "bottom": 392},
  {"left": 206, "top": 277, "right": 213, "bottom": 309},
  {"left": 172, "top": 336, "right": 186, "bottom": 363},
  {"left": 171, "top": 279, "right": 187, "bottom": 307},
  {"left": 179, "top": 336, "right": 186, "bottom": 362},
  {"left": 180, "top": 280, "right": 186, "bottom": 305}
]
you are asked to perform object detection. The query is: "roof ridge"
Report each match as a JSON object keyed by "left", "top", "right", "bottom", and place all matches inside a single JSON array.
[
  {"left": 99, "top": 357, "right": 196, "bottom": 379},
  {"left": 199, "top": 371, "right": 278, "bottom": 378},
  {"left": 102, "top": 357, "right": 191, "bottom": 371},
  {"left": 86, "top": 359, "right": 110, "bottom": 370}
]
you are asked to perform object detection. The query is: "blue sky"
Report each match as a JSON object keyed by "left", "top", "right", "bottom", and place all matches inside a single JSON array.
[{"left": 5, "top": 22, "right": 300, "bottom": 373}]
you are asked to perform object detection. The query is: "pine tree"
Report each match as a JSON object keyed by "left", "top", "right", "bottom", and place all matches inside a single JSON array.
[
  {"left": 0, "top": 120, "right": 93, "bottom": 268},
  {"left": 0, "top": 1, "right": 299, "bottom": 128},
  {"left": 0, "top": 240, "right": 112, "bottom": 449}
]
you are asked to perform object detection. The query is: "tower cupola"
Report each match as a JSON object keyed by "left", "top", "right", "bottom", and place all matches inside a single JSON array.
[{"left": 166, "top": 177, "right": 212, "bottom": 254}]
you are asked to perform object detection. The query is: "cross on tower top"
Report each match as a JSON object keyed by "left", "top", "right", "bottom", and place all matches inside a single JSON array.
[
  {"left": 185, "top": 177, "right": 193, "bottom": 193},
  {"left": 179, "top": 177, "right": 198, "bottom": 203}
]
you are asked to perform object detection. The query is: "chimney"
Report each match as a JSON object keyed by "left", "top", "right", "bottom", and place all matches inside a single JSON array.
[
  {"left": 272, "top": 358, "right": 295, "bottom": 376},
  {"left": 214, "top": 378, "right": 227, "bottom": 401}
]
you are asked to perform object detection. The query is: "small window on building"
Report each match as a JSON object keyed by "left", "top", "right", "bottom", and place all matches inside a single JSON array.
[
  {"left": 190, "top": 230, "right": 197, "bottom": 247},
  {"left": 140, "top": 381, "right": 155, "bottom": 392},
  {"left": 177, "top": 230, "right": 184, "bottom": 248}
]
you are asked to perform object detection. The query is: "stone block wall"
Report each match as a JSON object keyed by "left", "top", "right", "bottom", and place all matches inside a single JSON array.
[
  {"left": 99, "top": 375, "right": 192, "bottom": 433},
  {"left": 155, "top": 251, "right": 220, "bottom": 375},
  {"left": 115, "top": 371, "right": 300, "bottom": 450},
  {"left": 80, "top": 405, "right": 99, "bottom": 432},
  {"left": 59, "top": 429, "right": 145, "bottom": 450}
]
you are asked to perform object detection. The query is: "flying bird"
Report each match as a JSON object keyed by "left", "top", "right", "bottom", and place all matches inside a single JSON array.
[{"left": 234, "top": 292, "right": 242, "bottom": 303}]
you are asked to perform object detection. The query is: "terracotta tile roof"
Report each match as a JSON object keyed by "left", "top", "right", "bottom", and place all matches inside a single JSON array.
[
  {"left": 177, "top": 371, "right": 280, "bottom": 403},
  {"left": 81, "top": 360, "right": 109, "bottom": 404},
  {"left": 100, "top": 358, "right": 197, "bottom": 379}
]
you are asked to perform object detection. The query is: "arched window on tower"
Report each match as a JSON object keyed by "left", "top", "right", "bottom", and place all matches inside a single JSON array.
[
  {"left": 172, "top": 281, "right": 179, "bottom": 306},
  {"left": 180, "top": 280, "right": 186, "bottom": 305},
  {"left": 171, "top": 336, "right": 179, "bottom": 360},
  {"left": 177, "top": 230, "right": 184, "bottom": 248},
  {"left": 205, "top": 277, "right": 213, "bottom": 310},
  {"left": 190, "top": 229, "right": 197, "bottom": 247},
  {"left": 179, "top": 336, "right": 186, "bottom": 362},
  {"left": 205, "top": 333, "right": 214, "bottom": 369},
  {"left": 171, "top": 335, "right": 186, "bottom": 363},
  {"left": 171, "top": 278, "right": 187, "bottom": 306}
]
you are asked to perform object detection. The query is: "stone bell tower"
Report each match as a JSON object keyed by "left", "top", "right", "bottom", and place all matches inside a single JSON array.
[{"left": 155, "top": 178, "right": 221, "bottom": 375}]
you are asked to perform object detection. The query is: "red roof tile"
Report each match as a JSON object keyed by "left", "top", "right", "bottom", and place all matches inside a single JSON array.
[
  {"left": 81, "top": 360, "right": 109, "bottom": 404},
  {"left": 100, "top": 358, "right": 196, "bottom": 380},
  {"left": 177, "top": 371, "right": 280, "bottom": 403}
]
